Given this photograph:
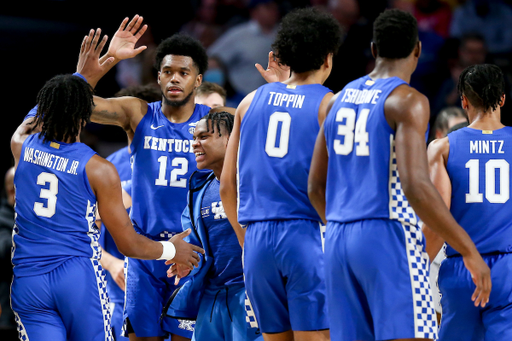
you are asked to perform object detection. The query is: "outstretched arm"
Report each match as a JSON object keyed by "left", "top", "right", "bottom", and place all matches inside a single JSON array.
[
  {"left": 388, "top": 86, "right": 490, "bottom": 307},
  {"left": 11, "top": 118, "right": 42, "bottom": 168},
  {"left": 87, "top": 156, "right": 204, "bottom": 269},
  {"left": 76, "top": 16, "right": 149, "bottom": 132},
  {"left": 255, "top": 51, "right": 291, "bottom": 83}
]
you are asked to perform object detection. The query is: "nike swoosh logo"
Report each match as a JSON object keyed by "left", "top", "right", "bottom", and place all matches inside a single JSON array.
[{"left": 150, "top": 124, "right": 165, "bottom": 130}]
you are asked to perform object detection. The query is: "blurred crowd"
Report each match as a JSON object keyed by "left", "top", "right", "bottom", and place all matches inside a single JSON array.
[{"left": 78, "top": 0, "right": 512, "bottom": 153}]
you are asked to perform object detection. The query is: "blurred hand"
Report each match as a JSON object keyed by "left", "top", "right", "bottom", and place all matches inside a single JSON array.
[
  {"left": 76, "top": 28, "right": 114, "bottom": 81},
  {"left": 107, "top": 15, "right": 148, "bottom": 61},
  {"left": 256, "top": 51, "right": 291, "bottom": 83},
  {"left": 167, "top": 229, "right": 204, "bottom": 270},
  {"left": 107, "top": 257, "right": 126, "bottom": 291},
  {"left": 166, "top": 263, "right": 192, "bottom": 285},
  {"left": 462, "top": 251, "right": 492, "bottom": 307}
]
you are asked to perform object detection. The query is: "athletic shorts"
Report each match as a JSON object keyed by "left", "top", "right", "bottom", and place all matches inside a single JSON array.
[
  {"left": 110, "top": 300, "right": 128, "bottom": 341},
  {"left": 439, "top": 252, "right": 512, "bottom": 341},
  {"left": 11, "top": 257, "right": 113, "bottom": 341},
  {"left": 193, "top": 284, "right": 262, "bottom": 341},
  {"left": 243, "top": 219, "right": 328, "bottom": 333},
  {"left": 324, "top": 219, "right": 438, "bottom": 341},
  {"left": 122, "top": 257, "right": 194, "bottom": 338}
]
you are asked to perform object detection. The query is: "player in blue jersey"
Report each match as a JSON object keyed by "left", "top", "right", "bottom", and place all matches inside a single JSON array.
[
  {"left": 308, "top": 9, "right": 491, "bottom": 341},
  {"left": 424, "top": 64, "right": 511, "bottom": 341},
  {"left": 74, "top": 17, "right": 222, "bottom": 341},
  {"left": 220, "top": 8, "right": 342, "bottom": 341},
  {"left": 98, "top": 84, "right": 161, "bottom": 341},
  {"left": 164, "top": 110, "right": 262, "bottom": 341},
  {"left": 10, "top": 74, "right": 203, "bottom": 341}
]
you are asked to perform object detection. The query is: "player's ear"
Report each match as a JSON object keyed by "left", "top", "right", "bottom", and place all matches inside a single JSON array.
[
  {"left": 500, "top": 93, "right": 506, "bottom": 108},
  {"left": 157, "top": 71, "right": 161, "bottom": 85},
  {"left": 461, "top": 95, "right": 469, "bottom": 110},
  {"left": 414, "top": 41, "right": 421, "bottom": 59},
  {"left": 370, "top": 42, "right": 377, "bottom": 59},
  {"left": 195, "top": 73, "right": 203, "bottom": 89}
]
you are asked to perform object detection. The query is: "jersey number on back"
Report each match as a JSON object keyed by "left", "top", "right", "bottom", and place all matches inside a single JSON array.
[
  {"left": 265, "top": 112, "right": 291, "bottom": 158},
  {"left": 33, "top": 172, "right": 58, "bottom": 218},
  {"left": 155, "top": 156, "right": 188, "bottom": 188},
  {"left": 334, "top": 108, "right": 370, "bottom": 156},
  {"left": 466, "top": 159, "right": 509, "bottom": 203}
]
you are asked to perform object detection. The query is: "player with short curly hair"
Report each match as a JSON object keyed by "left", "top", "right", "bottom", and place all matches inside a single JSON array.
[{"left": 220, "top": 7, "right": 341, "bottom": 341}]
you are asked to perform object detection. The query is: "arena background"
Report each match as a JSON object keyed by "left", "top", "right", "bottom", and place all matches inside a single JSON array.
[{"left": 3, "top": 0, "right": 512, "bottom": 195}]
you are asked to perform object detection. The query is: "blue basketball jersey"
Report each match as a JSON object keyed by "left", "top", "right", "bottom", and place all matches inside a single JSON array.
[
  {"left": 446, "top": 126, "right": 512, "bottom": 256},
  {"left": 201, "top": 179, "right": 244, "bottom": 290},
  {"left": 107, "top": 146, "right": 131, "bottom": 187},
  {"left": 12, "top": 134, "right": 98, "bottom": 277},
  {"left": 323, "top": 76, "right": 417, "bottom": 224},
  {"left": 130, "top": 102, "right": 210, "bottom": 237},
  {"left": 237, "top": 82, "right": 331, "bottom": 224}
]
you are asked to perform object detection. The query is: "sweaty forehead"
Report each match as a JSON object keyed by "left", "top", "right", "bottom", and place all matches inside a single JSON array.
[
  {"left": 161, "top": 55, "right": 196, "bottom": 71},
  {"left": 193, "top": 119, "right": 209, "bottom": 136}
]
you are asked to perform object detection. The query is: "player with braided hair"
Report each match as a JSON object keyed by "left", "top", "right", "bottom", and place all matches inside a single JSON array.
[
  {"left": 165, "top": 110, "right": 261, "bottom": 341},
  {"left": 425, "top": 63, "right": 509, "bottom": 340},
  {"left": 10, "top": 74, "right": 203, "bottom": 341}
]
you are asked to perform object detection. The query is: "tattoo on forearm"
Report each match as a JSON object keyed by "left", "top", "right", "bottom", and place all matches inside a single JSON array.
[{"left": 92, "top": 109, "right": 119, "bottom": 123}]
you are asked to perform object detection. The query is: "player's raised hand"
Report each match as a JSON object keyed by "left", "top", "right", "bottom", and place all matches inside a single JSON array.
[
  {"left": 166, "top": 263, "right": 192, "bottom": 285},
  {"left": 107, "top": 15, "right": 148, "bottom": 61},
  {"left": 76, "top": 28, "right": 115, "bottom": 83},
  {"left": 168, "top": 229, "right": 204, "bottom": 270},
  {"left": 255, "top": 51, "right": 291, "bottom": 83},
  {"left": 462, "top": 252, "right": 491, "bottom": 307}
]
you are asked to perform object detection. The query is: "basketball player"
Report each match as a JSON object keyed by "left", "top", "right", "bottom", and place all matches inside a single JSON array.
[
  {"left": 220, "top": 8, "right": 342, "bottom": 341},
  {"left": 74, "top": 17, "right": 211, "bottom": 341},
  {"left": 308, "top": 9, "right": 491, "bottom": 341},
  {"left": 424, "top": 64, "right": 511, "bottom": 340},
  {"left": 9, "top": 74, "right": 203, "bottom": 341},
  {"left": 164, "top": 111, "right": 262, "bottom": 341}
]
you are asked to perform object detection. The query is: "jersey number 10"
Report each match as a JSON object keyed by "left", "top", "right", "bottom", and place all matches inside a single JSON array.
[{"left": 466, "top": 159, "right": 509, "bottom": 203}]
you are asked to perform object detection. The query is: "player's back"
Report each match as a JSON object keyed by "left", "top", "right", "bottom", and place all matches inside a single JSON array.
[
  {"left": 323, "top": 75, "right": 417, "bottom": 225},
  {"left": 237, "top": 82, "right": 331, "bottom": 224},
  {"left": 12, "top": 133, "right": 98, "bottom": 277},
  {"left": 447, "top": 126, "right": 512, "bottom": 256},
  {"left": 129, "top": 102, "right": 210, "bottom": 238}
]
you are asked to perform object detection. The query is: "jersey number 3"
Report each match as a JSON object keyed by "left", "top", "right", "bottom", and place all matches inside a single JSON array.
[{"left": 34, "top": 172, "right": 58, "bottom": 218}]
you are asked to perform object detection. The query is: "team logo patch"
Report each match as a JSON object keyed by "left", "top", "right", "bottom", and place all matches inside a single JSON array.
[
  {"left": 189, "top": 121, "right": 198, "bottom": 134},
  {"left": 177, "top": 319, "right": 195, "bottom": 331}
]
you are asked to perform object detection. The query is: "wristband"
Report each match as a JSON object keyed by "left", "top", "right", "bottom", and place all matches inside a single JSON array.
[
  {"left": 157, "top": 241, "right": 176, "bottom": 260},
  {"left": 72, "top": 72, "right": 88, "bottom": 83}
]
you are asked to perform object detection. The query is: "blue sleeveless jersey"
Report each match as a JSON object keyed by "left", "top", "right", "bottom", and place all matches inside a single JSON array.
[
  {"left": 12, "top": 134, "right": 98, "bottom": 277},
  {"left": 237, "top": 82, "right": 331, "bottom": 224},
  {"left": 324, "top": 76, "right": 419, "bottom": 224},
  {"left": 130, "top": 102, "right": 210, "bottom": 237},
  {"left": 446, "top": 126, "right": 512, "bottom": 256}
]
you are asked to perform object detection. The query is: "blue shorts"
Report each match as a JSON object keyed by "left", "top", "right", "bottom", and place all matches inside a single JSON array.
[
  {"left": 439, "top": 253, "right": 512, "bottom": 341},
  {"left": 11, "top": 257, "right": 113, "bottom": 341},
  {"left": 193, "top": 284, "right": 262, "bottom": 341},
  {"left": 123, "top": 257, "right": 194, "bottom": 338},
  {"left": 243, "top": 219, "right": 328, "bottom": 333},
  {"left": 110, "top": 300, "right": 128, "bottom": 341},
  {"left": 324, "top": 219, "right": 438, "bottom": 341}
]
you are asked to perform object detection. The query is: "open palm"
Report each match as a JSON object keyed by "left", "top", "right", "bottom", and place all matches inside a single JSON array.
[{"left": 108, "top": 14, "right": 148, "bottom": 60}]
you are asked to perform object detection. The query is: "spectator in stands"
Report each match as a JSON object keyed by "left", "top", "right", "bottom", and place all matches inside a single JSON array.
[
  {"left": 432, "top": 34, "right": 488, "bottom": 117},
  {"left": 0, "top": 167, "right": 16, "bottom": 341},
  {"left": 195, "top": 81, "right": 227, "bottom": 108},
  {"left": 207, "top": 0, "right": 280, "bottom": 96},
  {"left": 430, "top": 106, "right": 468, "bottom": 141},
  {"left": 450, "top": 0, "right": 512, "bottom": 55},
  {"left": 413, "top": 0, "right": 453, "bottom": 38},
  {"left": 181, "top": 0, "right": 223, "bottom": 48}
]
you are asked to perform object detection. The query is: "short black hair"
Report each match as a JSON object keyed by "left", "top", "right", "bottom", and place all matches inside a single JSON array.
[
  {"left": 201, "top": 110, "right": 234, "bottom": 137},
  {"left": 115, "top": 84, "right": 161, "bottom": 102},
  {"left": 271, "top": 7, "right": 342, "bottom": 74},
  {"left": 458, "top": 64, "right": 505, "bottom": 111},
  {"left": 154, "top": 33, "right": 208, "bottom": 75},
  {"left": 373, "top": 9, "right": 418, "bottom": 59},
  {"left": 32, "top": 74, "right": 94, "bottom": 144},
  {"left": 434, "top": 106, "right": 467, "bottom": 134}
]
